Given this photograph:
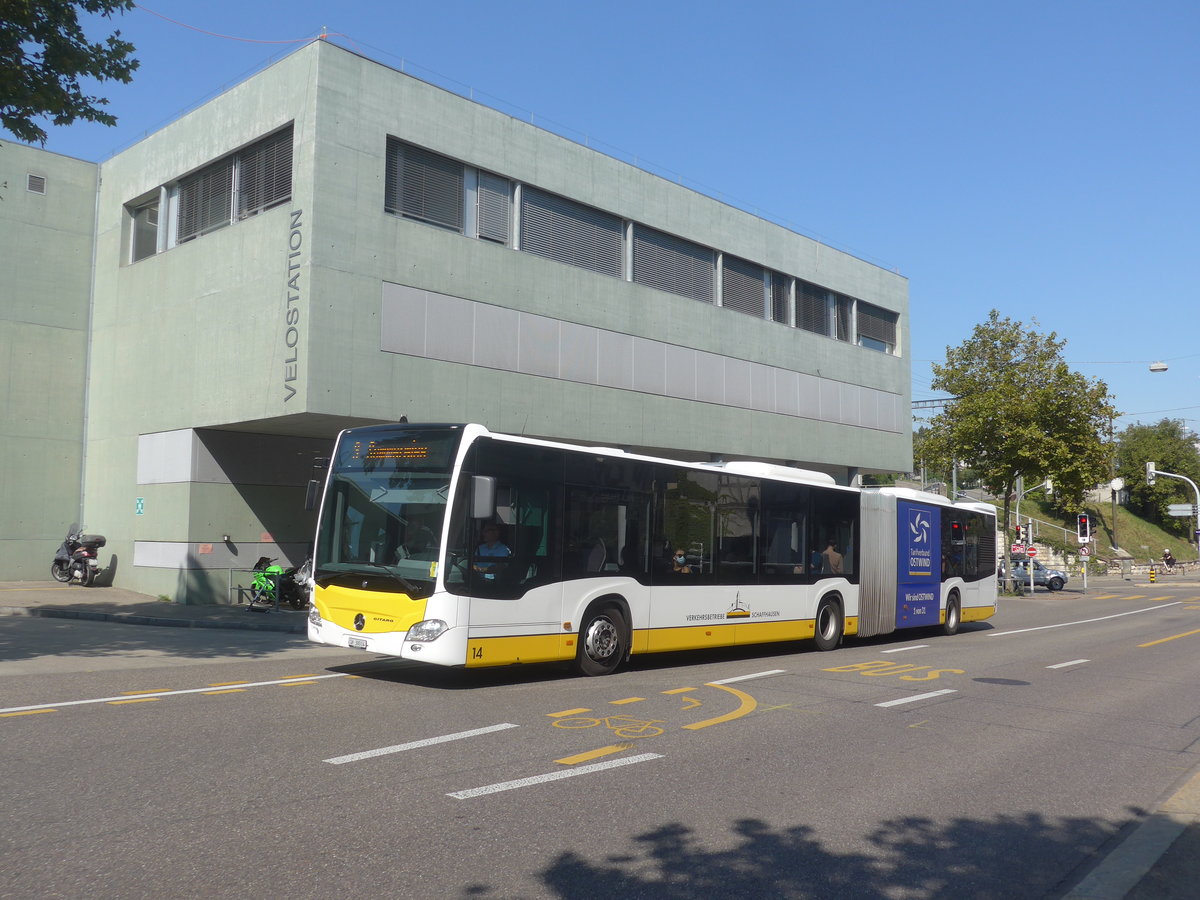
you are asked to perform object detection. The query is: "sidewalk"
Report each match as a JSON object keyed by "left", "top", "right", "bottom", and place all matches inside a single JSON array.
[
  {"left": 0, "top": 579, "right": 1197, "bottom": 898},
  {"left": 0, "top": 580, "right": 306, "bottom": 633}
]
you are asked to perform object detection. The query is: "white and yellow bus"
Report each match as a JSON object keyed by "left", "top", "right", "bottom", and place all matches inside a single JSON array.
[{"left": 307, "top": 423, "right": 997, "bottom": 675}]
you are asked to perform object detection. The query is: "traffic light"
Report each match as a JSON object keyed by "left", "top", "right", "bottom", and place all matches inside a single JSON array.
[
  {"left": 1146, "top": 461, "right": 1157, "bottom": 486},
  {"left": 1014, "top": 523, "right": 1024, "bottom": 542},
  {"left": 950, "top": 520, "right": 964, "bottom": 544},
  {"left": 1076, "top": 513, "right": 1091, "bottom": 541}
]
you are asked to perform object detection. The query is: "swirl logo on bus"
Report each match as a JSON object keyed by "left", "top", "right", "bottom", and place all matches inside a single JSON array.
[{"left": 907, "top": 509, "right": 934, "bottom": 576}]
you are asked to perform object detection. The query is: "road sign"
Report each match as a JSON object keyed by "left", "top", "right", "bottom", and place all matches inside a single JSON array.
[
  {"left": 1010, "top": 544, "right": 1024, "bottom": 555},
  {"left": 1026, "top": 547, "right": 1037, "bottom": 557},
  {"left": 1167, "top": 504, "right": 1197, "bottom": 517},
  {"left": 1080, "top": 546, "right": 1091, "bottom": 556}
]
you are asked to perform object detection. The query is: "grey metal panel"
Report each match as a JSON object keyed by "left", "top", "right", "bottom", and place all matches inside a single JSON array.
[
  {"left": 695, "top": 350, "right": 725, "bottom": 404},
  {"left": 136, "top": 429, "right": 196, "bottom": 485},
  {"left": 857, "top": 490, "right": 896, "bottom": 638},
  {"left": 750, "top": 362, "right": 775, "bottom": 412},
  {"left": 473, "top": 303, "right": 520, "bottom": 371},
  {"left": 518, "top": 311, "right": 560, "bottom": 378},
  {"left": 819, "top": 379, "right": 839, "bottom": 422},
  {"left": 664, "top": 344, "right": 696, "bottom": 400},
  {"left": 724, "top": 358, "right": 752, "bottom": 410},
  {"left": 839, "top": 382, "right": 861, "bottom": 426},
  {"left": 380, "top": 283, "right": 427, "bottom": 357},
  {"left": 632, "top": 336, "right": 665, "bottom": 396},
  {"left": 859, "top": 387, "right": 880, "bottom": 430},
  {"left": 596, "top": 330, "right": 633, "bottom": 390},
  {"left": 426, "top": 292, "right": 474, "bottom": 365},
  {"left": 796, "top": 373, "right": 821, "bottom": 419},
  {"left": 775, "top": 368, "right": 799, "bottom": 416},
  {"left": 559, "top": 320, "right": 598, "bottom": 384}
]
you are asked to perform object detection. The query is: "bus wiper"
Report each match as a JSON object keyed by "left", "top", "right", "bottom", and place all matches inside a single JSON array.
[
  {"left": 358, "top": 560, "right": 423, "bottom": 597},
  {"left": 314, "top": 564, "right": 423, "bottom": 596}
]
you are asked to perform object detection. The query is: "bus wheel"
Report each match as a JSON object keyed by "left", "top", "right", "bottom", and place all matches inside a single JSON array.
[
  {"left": 575, "top": 605, "right": 627, "bottom": 676},
  {"left": 943, "top": 595, "right": 961, "bottom": 636},
  {"left": 813, "top": 596, "right": 843, "bottom": 651}
]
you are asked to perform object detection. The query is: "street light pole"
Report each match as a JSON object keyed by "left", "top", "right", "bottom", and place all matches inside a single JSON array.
[{"left": 1151, "top": 468, "right": 1200, "bottom": 561}]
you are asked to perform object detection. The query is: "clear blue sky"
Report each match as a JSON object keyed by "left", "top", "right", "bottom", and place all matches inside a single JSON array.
[{"left": 25, "top": 0, "right": 1200, "bottom": 433}]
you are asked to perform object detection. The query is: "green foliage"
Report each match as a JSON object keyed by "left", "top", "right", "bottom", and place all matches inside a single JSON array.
[
  {"left": 0, "top": 0, "right": 138, "bottom": 144},
  {"left": 922, "top": 310, "right": 1116, "bottom": 537},
  {"left": 1116, "top": 419, "right": 1200, "bottom": 537}
]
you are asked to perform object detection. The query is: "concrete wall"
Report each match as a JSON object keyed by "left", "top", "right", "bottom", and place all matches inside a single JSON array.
[{"left": 0, "top": 144, "right": 96, "bottom": 578}]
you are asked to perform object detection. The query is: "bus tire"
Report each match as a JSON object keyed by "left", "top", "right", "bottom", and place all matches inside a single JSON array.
[
  {"left": 813, "top": 595, "right": 843, "bottom": 651},
  {"left": 574, "top": 604, "right": 628, "bottom": 677},
  {"left": 943, "top": 594, "right": 961, "bottom": 636}
]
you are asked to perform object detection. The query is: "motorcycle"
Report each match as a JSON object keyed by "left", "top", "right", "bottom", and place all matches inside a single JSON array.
[
  {"left": 51, "top": 528, "right": 107, "bottom": 586},
  {"left": 247, "top": 556, "right": 310, "bottom": 610}
]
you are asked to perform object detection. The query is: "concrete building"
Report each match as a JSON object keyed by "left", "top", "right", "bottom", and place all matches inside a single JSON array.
[{"left": 0, "top": 40, "right": 911, "bottom": 602}]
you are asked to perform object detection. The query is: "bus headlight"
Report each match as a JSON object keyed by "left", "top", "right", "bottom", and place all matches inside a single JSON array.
[
  {"left": 308, "top": 606, "right": 322, "bottom": 628},
  {"left": 408, "top": 619, "right": 448, "bottom": 642}
]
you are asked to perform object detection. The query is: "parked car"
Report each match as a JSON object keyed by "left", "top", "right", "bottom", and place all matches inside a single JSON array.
[{"left": 1001, "top": 557, "right": 1068, "bottom": 591}]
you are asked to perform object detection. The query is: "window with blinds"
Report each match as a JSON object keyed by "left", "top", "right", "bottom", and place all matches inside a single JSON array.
[
  {"left": 177, "top": 158, "right": 234, "bottom": 243},
  {"left": 520, "top": 187, "right": 622, "bottom": 277},
  {"left": 476, "top": 171, "right": 511, "bottom": 244},
  {"left": 238, "top": 125, "right": 293, "bottom": 218},
  {"left": 385, "top": 138, "right": 464, "bottom": 232},
  {"left": 857, "top": 302, "right": 898, "bottom": 353},
  {"left": 722, "top": 256, "right": 766, "bottom": 317},
  {"left": 835, "top": 295, "right": 853, "bottom": 342},
  {"left": 796, "top": 280, "right": 829, "bottom": 335},
  {"left": 770, "top": 272, "right": 790, "bottom": 324},
  {"left": 631, "top": 225, "right": 714, "bottom": 303}
]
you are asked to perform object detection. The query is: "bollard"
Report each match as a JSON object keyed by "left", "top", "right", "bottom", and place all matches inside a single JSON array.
[{"left": 1150, "top": 565, "right": 1156, "bottom": 584}]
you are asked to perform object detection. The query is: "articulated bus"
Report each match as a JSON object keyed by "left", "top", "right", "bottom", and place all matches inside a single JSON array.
[{"left": 307, "top": 423, "right": 997, "bottom": 675}]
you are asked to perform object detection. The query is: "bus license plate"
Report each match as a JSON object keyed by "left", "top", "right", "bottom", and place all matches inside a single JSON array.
[{"left": 348, "top": 637, "right": 368, "bottom": 650}]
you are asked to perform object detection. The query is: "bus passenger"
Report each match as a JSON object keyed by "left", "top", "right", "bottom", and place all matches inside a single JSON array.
[
  {"left": 821, "top": 539, "right": 844, "bottom": 575},
  {"left": 672, "top": 548, "right": 692, "bottom": 574}
]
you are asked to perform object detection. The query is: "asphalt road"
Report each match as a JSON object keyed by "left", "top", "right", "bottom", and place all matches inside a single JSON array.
[{"left": 3, "top": 583, "right": 1199, "bottom": 898}]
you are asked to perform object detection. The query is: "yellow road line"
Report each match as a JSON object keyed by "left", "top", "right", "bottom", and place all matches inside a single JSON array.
[
  {"left": 121, "top": 689, "right": 167, "bottom": 695},
  {"left": 547, "top": 707, "right": 591, "bottom": 718},
  {"left": 279, "top": 680, "right": 317, "bottom": 686},
  {"left": 1, "top": 709, "right": 57, "bottom": 717},
  {"left": 661, "top": 687, "right": 695, "bottom": 694},
  {"left": 1091, "top": 594, "right": 1121, "bottom": 599},
  {"left": 108, "top": 697, "right": 160, "bottom": 705},
  {"left": 1124, "top": 595, "right": 1147, "bottom": 600},
  {"left": 203, "top": 689, "right": 246, "bottom": 695},
  {"left": 1145, "top": 596, "right": 1174, "bottom": 603},
  {"left": 683, "top": 683, "right": 757, "bottom": 730},
  {"left": 1140, "top": 628, "right": 1200, "bottom": 648},
  {"left": 556, "top": 743, "right": 634, "bottom": 765},
  {"left": 609, "top": 697, "right": 645, "bottom": 705},
  {"left": 207, "top": 681, "right": 250, "bottom": 687}
]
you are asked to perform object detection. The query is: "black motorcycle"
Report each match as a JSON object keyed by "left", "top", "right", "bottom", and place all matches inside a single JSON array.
[{"left": 51, "top": 528, "right": 107, "bottom": 586}]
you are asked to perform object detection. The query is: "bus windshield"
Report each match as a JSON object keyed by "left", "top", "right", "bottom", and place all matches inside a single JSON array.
[{"left": 314, "top": 426, "right": 464, "bottom": 596}]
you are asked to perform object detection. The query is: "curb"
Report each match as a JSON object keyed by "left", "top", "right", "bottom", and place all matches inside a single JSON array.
[{"left": 0, "top": 605, "right": 306, "bottom": 634}]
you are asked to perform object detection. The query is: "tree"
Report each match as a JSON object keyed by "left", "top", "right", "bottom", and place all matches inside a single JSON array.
[
  {"left": 921, "top": 310, "right": 1116, "bottom": 538},
  {"left": 1116, "top": 419, "right": 1200, "bottom": 536},
  {"left": 0, "top": 0, "right": 138, "bottom": 145}
]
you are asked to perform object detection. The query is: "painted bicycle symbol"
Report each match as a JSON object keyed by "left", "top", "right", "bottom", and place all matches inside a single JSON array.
[{"left": 552, "top": 714, "right": 665, "bottom": 739}]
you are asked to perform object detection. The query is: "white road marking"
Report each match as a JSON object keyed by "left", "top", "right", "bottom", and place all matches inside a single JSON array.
[
  {"left": 0, "top": 673, "right": 349, "bottom": 715},
  {"left": 324, "top": 723, "right": 520, "bottom": 764},
  {"left": 875, "top": 689, "right": 956, "bottom": 708},
  {"left": 709, "top": 669, "right": 785, "bottom": 685},
  {"left": 987, "top": 603, "right": 1180, "bottom": 637},
  {"left": 1047, "top": 659, "right": 1090, "bottom": 669},
  {"left": 447, "top": 753, "right": 663, "bottom": 799},
  {"left": 882, "top": 644, "right": 930, "bottom": 653}
]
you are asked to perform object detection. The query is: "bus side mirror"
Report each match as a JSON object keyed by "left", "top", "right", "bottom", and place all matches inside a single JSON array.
[
  {"left": 304, "top": 479, "right": 321, "bottom": 511},
  {"left": 472, "top": 476, "right": 496, "bottom": 519}
]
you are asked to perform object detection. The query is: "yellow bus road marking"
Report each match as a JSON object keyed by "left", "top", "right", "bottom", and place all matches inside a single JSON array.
[
  {"left": 1124, "top": 595, "right": 1148, "bottom": 600},
  {"left": 547, "top": 707, "right": 591, "bottom": 718},
  {"left": 609, "top": 697, "right": 645, "bottom": 705},
  {"left": 683, "top": 683, "right": 757, "bottom": 730},
  {"left": 121, "top": 689, "right": 168, "bottom": 695},
  {"left": 1, "top": 709, "right": 58, "bottom": 717},
  {"left": 679, "top": 696, "right": 702, "bottom": 710},
  {"left": 1091, "top": 594, "right": 1121, "bottom": 599},
  {"left": 1145, "top": 596, "right": 1174, "bottom": 603},
  {"left": 108, "top": 697, "right": 160, "bottom": 705},
  {"left": 324, "top": 723, "right": 519, "bottom": 765},
  {"left": 203, "top": 689, "right": 247, "bottom": 695},
  {"left": 448, "top": 753, "right": 663, "bottom": 800},
  {"left": 207, "top": 681, "right": 250, "bottom": 687},
  {"left": 279, "top": 680, "right": 318, "bottom": 686},
  {"left": 1140, "top": 628, "right": 1200, "bottom": 648},
  {"left": 556, "top": 743, "right": 634, "bottom": 765},
  {"left": 0, "top": 672, "right": 351, "bottom": 716},
  {"left": 661, "top": 687, "right": 695, "bottom": 694}
]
